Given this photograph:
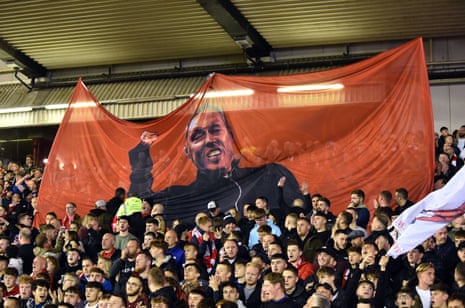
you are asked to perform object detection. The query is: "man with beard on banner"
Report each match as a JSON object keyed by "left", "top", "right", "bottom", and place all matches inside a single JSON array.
[
  {"left": 387, "top": 166, "right": 465, "bottom": 259},
  {"left": 128, "top": 104, "right": 303, "bottom": 225}
]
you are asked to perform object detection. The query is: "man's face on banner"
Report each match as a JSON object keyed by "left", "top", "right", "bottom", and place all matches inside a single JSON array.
[{"left": 185, "top": 111, "right": 235, "bottom": 172}]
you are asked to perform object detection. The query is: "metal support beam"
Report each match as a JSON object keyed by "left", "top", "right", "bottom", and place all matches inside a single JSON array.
[
  {"left": 197, "top": 0, "right": 272, "bottom": 59},
  {"left": 0, "top": 38, "right": 47, "bottom": 78}
]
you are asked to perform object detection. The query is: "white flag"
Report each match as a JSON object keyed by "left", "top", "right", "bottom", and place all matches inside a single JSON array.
[{"left": 387, "top": 166, "right": 465, "bottom": 258}]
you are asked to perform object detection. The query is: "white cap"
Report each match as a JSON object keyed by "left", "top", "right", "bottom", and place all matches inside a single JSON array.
[{"left": 95, "top": 200, "right": 106, "bottom": 208}]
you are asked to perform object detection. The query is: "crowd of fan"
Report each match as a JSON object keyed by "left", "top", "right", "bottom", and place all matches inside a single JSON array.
[{"left": 0, "top": 125, "right": 463, "bottom": 308}]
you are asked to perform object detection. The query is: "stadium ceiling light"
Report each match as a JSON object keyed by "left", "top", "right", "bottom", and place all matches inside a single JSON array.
[
  {"left": 45, "top": 104, "right": 69, "bottom": 110},
  {"left": 0, "top": 107, "right": 33, "bottom": 113},
  {"left": 277, "top": 83, "right": 344, "bottom": 93},
  {"left": 192, "top": 89, "right": 255, "bottom": 99},
  {"left": 45, "top": 102, "right": 98, "bottom": 109},
  {"left": 71, "top": 102, "right": 98, "bottom": 108}
]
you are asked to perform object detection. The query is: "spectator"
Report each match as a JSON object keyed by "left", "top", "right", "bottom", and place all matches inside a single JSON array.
[
  {"left": 78, "top": 257, "right": 94, "bottom": 288},
  {"left": 233, "top": 261, "right": 246, "bottom": 288},
  {"left": 96, "top": 256, "right": 112, "bottom": 279},
  {"left": 254, "top": 196, "right": 280, "bottom": 227},
  {"left": 145, "top": 217, "right": 164, "bottom": 240},
  {"left": 454, "top": 262, "right": 465, "bottom": 293},
  {"left": 303, "top": 293, "right": 330, "bottom": 308},
  {"left": 0, "top": 235, "right": 9, "bottom": 256},
  {"left": 189, "top": 215, "right": 217, "bottom": 274},
  {"left": 87, "top": 268, "right": 111, "bottom": 294},
  {"left": 348, "top": 190, "right": 369, "bottom": 229},
  {"left": 148, "top": 239, "right": 178, "bottom": 277},
  {"left": 62, "top": 202, "right": 81, "bottom": 230},
  {"left": 147, "top": 266, "right": 177, "bottom": 306},
  {"left": 270, "top": 253, "right": 288, "bottom": 274},
  {"left": 99, "top": 232, "right": 121, "bottom": 262},
  {"left": 286, "top": 240, "right": 314, "bottom": 281},
  {"left": 345, "top": 207, "right": 368, "bottom": 237},
  {"left": 354, "top": 279, "right": 376, "bottom": 307},
  {"left": 134, "top": 251, "right": 153, "bottom": 282},
  {"left": 395, "top": 245, "right": 425, "bottom": 291},
  {"left": 10, "top": 213, "right": 36, "bottom": 244},
  {"left": 267, "top": 242, "right": 284, "bottom": 261},
  {"left": 281, "top": 213, "right": 298, "bottom": 244},
  {"left": 125, "top": 275, "right": 149, "bottom": 307},
  {"left": 141, "top": 199, "right": 153, "bottom": 219},
  {"left": 114, "top": 216, "right": 138, "bottom": 251},
  {"left": 109, "top": 238, "right": 140, "bottom": 295},
  {"left": 221, "top": 281, "right": 246, "bottom": 308},
  {"left": 431, "top": 282, "right": 449, "bottom": 308},
  {"left": 142, "top": 231, "right": 157, "bottom": 251},
  {"left": 61, "top": 229, "right": 85, "bottom": 255},
  {"left": 330, "top": 229, "right": 349, "bottom": 264},
  {"left": 315, "top": 197, "right": 336, "bottom": 229},
  {"left": 209, "top": 262, "right": 233, "bottom": 302},
  {"left": 373, "top": 190, "right": 393, "bottom": 211},
  {"left": 61, "top": 272, "right": 80, "bottom": 293},
  {"left": 108, "top": 294, "right": 127, "bottom": 308},
  {"left": 89, "top": 199, "right": 113, "bottom": 233},
  {"left": 248, "top": 208, "right": 281, "bottom": 249},
  {"left": 260, "top": 272, "right": 299, "bottom": 307},
  {"left": 221, "top": 239, "right": 246, "bottom": 266},
  {"left": 282, "top": 266, "right": 308, "bottom": 306},
  {"left": 250, "top": 227, "right": 273, "bottom": 260},
  {"left": 0, "top": 254, "right": 8, "bottom": 279},
  {"left": 106, "top": 187, "right": 126, "bottom": 218},
  {"left": 395, "top": 287, "right": 416, "bottom": 308},
  {"left": 3, "top": 267, "right": 19, "bottom": 297},
  {"left": 294, "top": 217, "right": 321, "bottom": 263},
  {"left": 447, "top": 292, "right": 465, "bottom": 308},
  {"left": 243, "top": 262, "right": 262, "bottom": 308},
  {"left": 3, "top": 297, "right": 20, "bottom": 308},
  {"left": 84, "top": 281, "right": 103, "bottom": 308},
  {"left": 78, "top": 214, "right": 104, "bottom": 261},
  {"left": 311, "top": 211, "right": 330, "bottom": 245},
  {"left": 434, "top": 226, "right": 455, "bottom": 284},
  {"left": 313, "top": 282, "right": 335, "bottom": 303},
  {"left": 347, "top": 230, "right": 365, "bottom": 249},
  {"left": 115, "top": 194, "right": 145, "bottom": 239},
  {"left": 18, "top": 274, "right": 33, "bottom": 305},
  {"left": 413, "top": 262, "right": 436, "bottom": 308},
  {"left": 60, "top": 248, "right": 82, "bottom": 276},
  {"left": 181, "top": 263, "right": 211, "bottom": 298},
  {"left": 207, "top": 200, "right": 225, "bottom": 220},
  {"left": 63, "top": 285, "right": 84, "bottom": 308},
  {"left": 188, "top": 288, "right": 206, "bottom": 308},
  {"left": 164, "top": 229, "right": 185, "bottom": 269},
  {"left": 393, "top": 188, "right": 415, "bottom": 215},
  {"left": 27, "top": 279, "right": 51, "bottom": 307},
  {"left": 31, "top": 256, "right": 47, "bottom": 280},
  {"left": 222, "top": 215, "right": 243, "bottom": 243}
]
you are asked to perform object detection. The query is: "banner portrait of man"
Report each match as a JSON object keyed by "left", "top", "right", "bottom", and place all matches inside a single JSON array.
[
  {"left": 36, "top": 38, "right": 435, "bottom": 226},
  {"left": 127, "top": 104, "right": 302, "bottom": 223}
]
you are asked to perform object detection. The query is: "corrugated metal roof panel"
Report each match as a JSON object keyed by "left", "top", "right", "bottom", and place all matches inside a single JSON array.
[
  {"left": 87, "top": 77, "right": 205, "bottom": 102},
  {"left": 0, "top": 66, "right": 337, "bottom": 126},
  {"left": 0, "top": 0, "right": 240, "bottom": 70},
  {"left": 44, "top": 88, "right": 75, "bottom": 106},
  {"left": 39, "top": 77, "right": 205, "bottom": 107},
  {"left": 105, "top": 99, "right": 186, "bottom": 120},
  {"left": 233, "top": 0, "right": 465, "bottom": 47},
  {"left": 0, "top": 98, "right": 188, "bottom": 128},
  {"left": 0, "top": 84, "right": 26, "bottom": 107},
  {"left": 2, "top": 0, "right": 464, "bottom": 72}
]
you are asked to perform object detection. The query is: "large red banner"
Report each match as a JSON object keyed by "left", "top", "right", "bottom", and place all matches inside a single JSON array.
[{"left": 37, "top": 38, "right": 434, "bottom": 225}]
